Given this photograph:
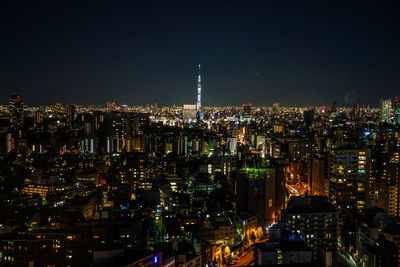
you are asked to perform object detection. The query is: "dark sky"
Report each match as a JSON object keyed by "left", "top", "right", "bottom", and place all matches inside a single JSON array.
[{"left": 1, "top": 0, "right": 400, "bottom": 107}]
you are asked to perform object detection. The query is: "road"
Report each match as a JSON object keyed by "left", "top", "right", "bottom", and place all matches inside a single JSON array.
[
  {"left": 287, "top": 184, "right": 300, "bottom": 195},
  {"left": 231, "top": 250, "right": 254, "bottom": 266},
  {"left": 338, "top": 248, "right": 357, "bottom": 267}
]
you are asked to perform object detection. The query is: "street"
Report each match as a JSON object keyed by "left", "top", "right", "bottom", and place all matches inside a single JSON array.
[
  {"left": 338, "top": 248, "right": 357, "bottom": 267},
  {"left": 231, "top": 250, "right": 254, "bottom": 266}
]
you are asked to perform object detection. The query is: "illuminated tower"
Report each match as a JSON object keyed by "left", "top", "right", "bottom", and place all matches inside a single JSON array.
[{"left": 196, "top": 64, "right": 201, "bottom": 110}]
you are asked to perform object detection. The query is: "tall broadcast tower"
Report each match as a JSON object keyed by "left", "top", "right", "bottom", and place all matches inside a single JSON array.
[{"left": 196, "top": 64, "right": 201, "bottom": 110}]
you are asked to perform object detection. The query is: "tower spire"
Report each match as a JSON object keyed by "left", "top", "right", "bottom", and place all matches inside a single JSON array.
[{"left": 196, "top": 64, "right": 201, "bottom": 110}]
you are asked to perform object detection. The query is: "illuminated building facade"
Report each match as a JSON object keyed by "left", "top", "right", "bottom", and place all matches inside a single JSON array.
[
  {"left": 394, "top": 97, "right": 400, "bottom": 124},
  {"left": 282, "top": 196, "right": 338, "bottom": 262},
  {"left": 182, "top": 104, "right": 197, "bottom": 122},
  {"left": 198, "top": 215, "right": 235, "bottom": 247},
  {"left": 9, "top": 94, "right": 23, "bottom": 129},
  {"left": 329, "top": 148, "right": 371, "bottom": 212},
  {"left": 377, "top": 153, "right": 400, "bottom": 217},
  {"left": 66, "top": 104, "right": 76, "bottom": 123},
  {"left": 288, "top": 140, "right": 315, "bottom": 163},
  {"left": 125, "top": 114, "right": 149, "bottom": 152},
  {"left": 311, "top": 157, "right": 329, "bottom": 197},
  {"left": 6, "top": 132, "right": 15, "bottom": 153},
  {"left": 22, "top": 185, "right": 53, "bottom": 199},
  {"left": 35, "top": 111, "right": 42, "bottom": 124},
  {"left": 124, "top": 152, "right": 148, "bottom": 191},
  {"left": 351, "top": 103, "right": 361, "bottom": 121},
  {"left": 196, "top": 64, "right": 201, "bottom": 111},
  {"left": 381, "top": 99, "right": 392, "bottom": 123},
  {"left": 81, "top": 138, "right": 97, "bottom": 154}
]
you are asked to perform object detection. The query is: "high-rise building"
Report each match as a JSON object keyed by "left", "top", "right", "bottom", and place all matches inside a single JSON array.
[
  {"left": 381, "top": 223, "right": 400, "bottom": 267},
  {"left": 381, "top": 99, "right": 392, "bottom": 123},
  {"left": 255, "top": 237, "right": 312, "bottom": 265},
  {"left": 196, "top": 64, "right": 201, "bottom": 111},
  {"left": 81, "top": 138, "right": 97, "bottom": 154},
  {"left": 356, "top": 208, "right": 398, "bottom": 267},
  {"left": 182, "top": 104, "right": 197, "bottom": 122},
  {"left": 311, "top": 157, "right": 329, "bottom": 197},
  {"left": 125, "top": 113, "right": 150, "bottom": 152},
  {"left": 9, "top": 94, "right": 23, "bottom": 129},
  {"left": 282, "top": 196, "right": 339, "bottom": 263},
  {"left": 66, "top": 104, "right": 76, "bottom": 123},
  {"left": 394, "top": 97, "right": 400, "bottom": 124},
  {"left": 235, "top": 167, "right": 278, "bottom": 227},
  {"left": 377, "top": 152, "right": 400, "bottom": 217},
  {"left": 227, "top": 137, "right": 237, "bottom": 155},
  {"left": 303, "top": 109, "right": 314, "bottom": 127},
  {"left": 6, "top": 133, "right": 15, "bottom": 153},
  {"left": 243, "top": 104, "right": 251, "bottom": 117},
  {"left": 288, "top": 140, "right": 315, "bottom": 163},
  {"left": 84, "top": 120, "right": 96, "bottom": 137},
  {"left": 124, "top": 152, "right": 148, "bottom": 191},
  {"left": 395, "top": 109, "right": 400, "bottom": 124},
  {"left": 351, "top": 103, "right": 361, "bottom": 121},
  {"left": 35, "top": 111, "right": 42, "bottom": 124},
  {"left": 272, "top": 102, "right": 280, "bottom": 112},
  {"left": 329, "top": 148, "right": 371, "bottom": 212},
  {"left": 330, "top": 101, "right": 337, "bottom": 113}
]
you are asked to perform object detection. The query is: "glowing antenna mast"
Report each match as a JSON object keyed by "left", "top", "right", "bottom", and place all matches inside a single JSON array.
[{"left": 196, "top": 64, "right": 201, "bottom": 110}]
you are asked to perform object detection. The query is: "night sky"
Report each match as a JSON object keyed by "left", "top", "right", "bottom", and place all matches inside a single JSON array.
[{"left": 1, "top": 0, "right": 400, "bottom": 107}]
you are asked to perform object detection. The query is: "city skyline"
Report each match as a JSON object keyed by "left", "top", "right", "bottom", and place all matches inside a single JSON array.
[
  {"left": 4, "top": 1, "right": 400, "bottom": 266},
  {"left": 2, "top": 1, "right": 400, "bottom": 106},
  {"left": 2, "top": 88, "right": 400, "bottom": 266}
]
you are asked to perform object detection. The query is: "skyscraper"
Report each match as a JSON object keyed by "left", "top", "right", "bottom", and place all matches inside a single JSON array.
[
  {"left": 66, "top": 104, "right": 76, "bottom": 123},
  {"left": 196, "top": 64, "right": 201, "bottom": 110},
  {"left": 380, "top": 99, "right": 392, "bottom": 123},
  {"left": 9, "top": 94, "right": 23, "bottom": 129}
]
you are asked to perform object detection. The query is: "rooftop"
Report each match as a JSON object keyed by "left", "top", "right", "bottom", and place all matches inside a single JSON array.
[{"left": 284, "top": 196, "right": 337, "bottom": 214}]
